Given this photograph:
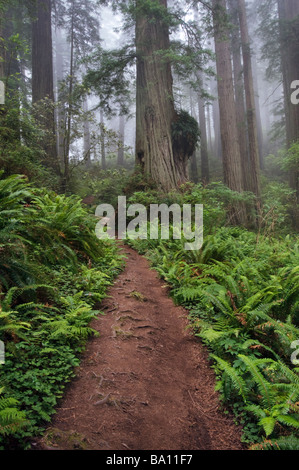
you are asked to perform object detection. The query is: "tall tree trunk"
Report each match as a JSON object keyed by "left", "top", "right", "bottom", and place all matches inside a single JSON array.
[
  {"left": 32, "top": 0, "right": 59, "bottom": 175},
  {"left": 228, "top": 0, "right": 249, "bottom": 190},
  {"left": 83, "top": 97, "right": 91, "bottom": 167},
  {"left": 212, "top": 85, "right": 222, "bottom": 159},
  {"left": 190, "top": 151, "right": 199, "bottom": 183},
  {"left": 54, "top": 27, "right": 66, "bottom": 166},
  {"left": 252, "top": 56, "right": 264, "bottom": 169},
  {"left": 212, "top": 0, "right": 244, "bottom": 196},
  {"left": 277, "top": 0, "right": 292, "bottom": 147},
  {"left": 100, "top": 109, "right": 106, "bottom": 170},
  {"left": 197, "top": 83, "right": 210, "bottom": 183},
  {"left": 135, "top": 0, "right": 191, "bottom": 191},
  {"left": 62, "top": 2, "right": 75, "bottom": 192},
  {"left": 206, "top": 103, "right": 213, "bottom": 155},
  {"left": 237, "top": 0, "right": 261, "bottom": 198},
  {"left": 117, "top": 113, "right": 125, "bottom": 167},
  {"left": 32, "top": 0, "right": 54, "bottom": 104},
  {"left": 189, "top": 89, "right": 199, "bottom": 183},
  {"left": 277, "top": 0, "right": 299, "bottom": 201}
]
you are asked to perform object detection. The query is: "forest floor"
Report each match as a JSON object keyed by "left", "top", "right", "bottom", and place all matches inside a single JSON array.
[{"left": 34, "top": 243, "right": 244, "bottom": 451}]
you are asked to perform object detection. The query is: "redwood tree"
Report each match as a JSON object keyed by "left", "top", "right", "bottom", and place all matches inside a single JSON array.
[
  {"left": 197, "top": 79, "right": 210, "bottom": 184},
  {"left": 32, "top": 0, "right": 59, "bottom": 174},
  {"left": 237, "top": 0, "right": 261, "bottom": 198},
  {"left": 135, "top": 0, "right": 197, "bottom": 191},
  {"left": 228, "top": 0, "right": 249, "bottom": 189},
  {"left": 212, "top": 0, "right": 244, "bottom": 194},
  {"left": 277, "top": 0, "right": 299, "bottom": 199}
]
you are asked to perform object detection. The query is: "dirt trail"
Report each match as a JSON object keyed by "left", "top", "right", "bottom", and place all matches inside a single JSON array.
[{"left": 36, "top": 244, "right": 244, "bottom": 451}]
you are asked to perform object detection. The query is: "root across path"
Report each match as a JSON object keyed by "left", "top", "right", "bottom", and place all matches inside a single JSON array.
[{"left": 36, "top": 244, "right": 244, "bottom": 451}]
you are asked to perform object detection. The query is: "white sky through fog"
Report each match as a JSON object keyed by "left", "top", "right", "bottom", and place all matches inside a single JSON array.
[{"left": 100, "top": 6, "right": 123, "bottom": 49}]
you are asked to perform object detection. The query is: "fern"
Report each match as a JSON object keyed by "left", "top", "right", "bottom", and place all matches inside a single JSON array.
[
  {"left": 259, "top": 416, "right": 277, "bottom": 437},
  {"left": 238, "top": 354, "right": 274, "bottom": 409},
  {"left": 173, "top": 286, "right": 203, "bottom": 303},
  {"left": 210, "top": 354, "right": 248, "bottom": 402},
  {"left": 276, "top": 414, "right": 299, "bottom": 430},
  {"left": 250, "top": 434, "right": 299, "bottom": 450},
  {"left": 0, "top": 388, "right": 27, "bottom": 437}
]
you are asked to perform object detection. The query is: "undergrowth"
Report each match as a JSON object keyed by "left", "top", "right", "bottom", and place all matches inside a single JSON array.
[
  {"left": 126, "top": 182, "right": 299, "bottom": 449},
  {"left": 0, "top": 172, "right": 124, "bottom": 449}
]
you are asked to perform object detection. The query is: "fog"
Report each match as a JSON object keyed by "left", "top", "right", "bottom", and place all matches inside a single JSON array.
[{"left": 51, "top": 0, "right": 286, "bottom": 169}]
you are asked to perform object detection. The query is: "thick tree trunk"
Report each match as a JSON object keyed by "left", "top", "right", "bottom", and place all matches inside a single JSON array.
[
  {"left": 277, "top": 0, "right": 299, "bottom": 200},
  {"left": 278, "top": 0, "right": 292, "bottom": 147},
  {"left": 135, "top": 0, "right": 189, "bottom": 191},
  {"left": 61, "top": 3, "right": 75, "bottom": 192},
  {"left": 252, "top": 56, "right": 264, "bottom": 169},
  {"left": 32, "top": 0, "right": 59, "bottom": 175},
  {"left": 32, "top": 0, "right": 54, "bottom": 104},
  {"left": 212, "top": 84, "right": 222, "bottom": 160},
  {"left": 206, "top": 103, "right": 213, "bottom": 155},
  {"left": 189, "top": 90, "right": 199, "bottom": 183},
  {"left": 54, "top": 27, "right": 67, "bottom": 166},
  {"left": 212, "top": 0, "right": 244, "bottom": 194},
  {"left": 117, "top": 114, "right": 125, "bottom": 167},
  {"left": 237, "top": 0, "right": 261, "bottom": 198},
  {"left": 228, "top": 0, "right": 249, "bottom": 190}
]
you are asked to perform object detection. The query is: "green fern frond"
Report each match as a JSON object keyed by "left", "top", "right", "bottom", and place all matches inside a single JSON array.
[
  {"left": 210, "top": 354, "right": 247, "bottom": 402},
  {"left": 0, "top": 389, "right": 27, "bottom": 437},
  {"left": 238, "top": 354, "right": 274, "bottom": 409},
  {"left": 276, "top": 414, "right": 299, "bottom": 430},
  {"left": 250, "top": 435, "right": 299, "bottom": 450},
  {"left": 259, "top": 416, "right": 277, "bottom": 437}
]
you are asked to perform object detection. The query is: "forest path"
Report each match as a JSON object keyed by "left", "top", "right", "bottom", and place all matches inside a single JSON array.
[{"left": 36, "top": 244, "right": 244, "bottom": 451}]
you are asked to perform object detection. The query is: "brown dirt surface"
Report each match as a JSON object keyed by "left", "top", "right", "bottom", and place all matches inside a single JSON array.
[{"left": 35, "top": 244, "right": 244, "bottom": 451}]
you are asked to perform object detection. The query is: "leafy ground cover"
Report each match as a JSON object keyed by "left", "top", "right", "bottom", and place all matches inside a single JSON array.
[
  {"left": 1, "top": 170, "right": 298, "bottom": 450},
  {"left": 126, "top": 182, "right": 299, "bottom": 449},
  {"left": 0, "top": 172, "right": 124, "bottom": 449}
]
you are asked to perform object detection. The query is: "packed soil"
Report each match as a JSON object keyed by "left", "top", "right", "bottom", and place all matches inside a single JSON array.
[{"left": 35, "top": 244, "right": 244, "bottom": 451}]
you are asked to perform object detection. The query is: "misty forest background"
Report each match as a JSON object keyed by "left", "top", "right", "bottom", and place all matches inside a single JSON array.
[{"left": 0, "top": 0, "right": 299, "bottom": 451}]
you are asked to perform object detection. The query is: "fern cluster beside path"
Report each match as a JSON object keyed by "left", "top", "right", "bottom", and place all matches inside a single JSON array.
[{"left": 36, "top": 244, "right": 243, "bottom": 451}]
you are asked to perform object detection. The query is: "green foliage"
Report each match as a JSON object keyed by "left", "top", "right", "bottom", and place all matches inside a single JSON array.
[
  {"left": 250, "top": 434, "right": 299, "bottom": 450},
  {"left": 172, "top": 110, "right": 200, "bottom": 158},
  {"left": 84, "top": 45, "right": 135, "bottom": 115},
  {"left": 127, "top": 184, "right": 299, "bottom": 446},
  {"left": 0, "top": 387, "right": 27, "bottom": 442},
  {"left": 260, "top": 180, "right": 297, "bottom": 235},
  {"left": 283, "top": 141, "right": 299, "bottom": 174},
  {"left": 72, "top": 166, "right": 130, "bottom": 208},
  {"left": 27, "top": 191, "right": 104, "bottom": 268},
  {"left": 0, "top": 90, "right": 59, "bottom": 190}
]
